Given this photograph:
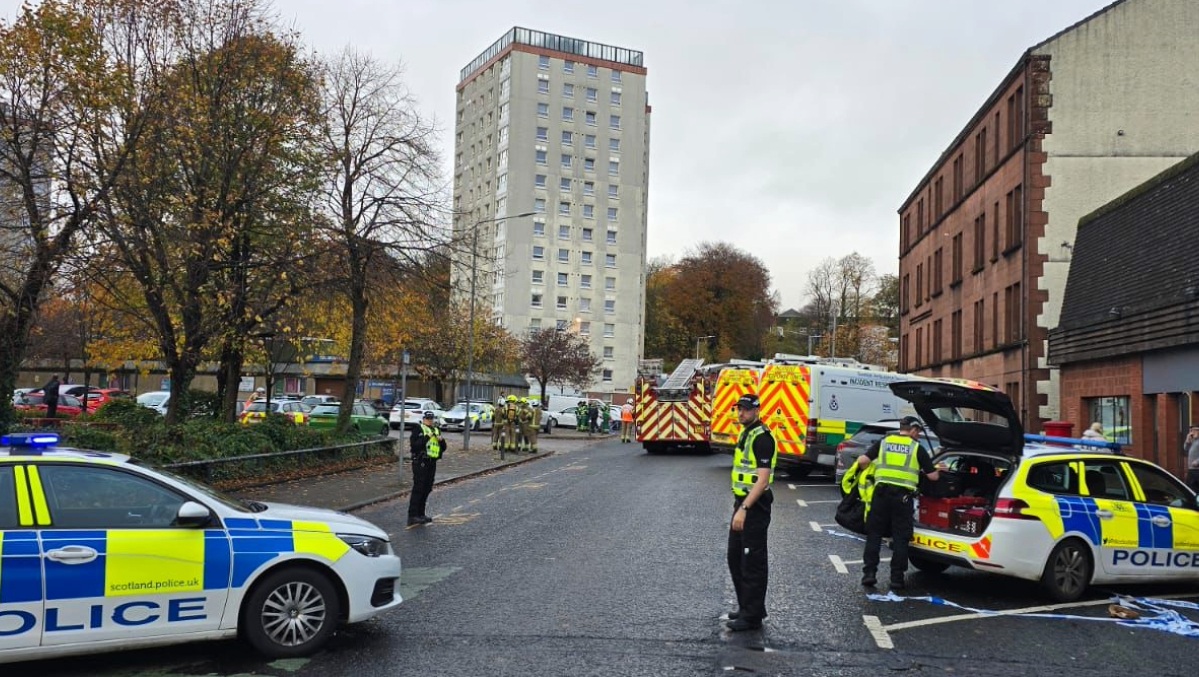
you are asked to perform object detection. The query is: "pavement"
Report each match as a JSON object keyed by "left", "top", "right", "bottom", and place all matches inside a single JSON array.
[{"left": 233, "top": 427, "right": 615, "bottom": 512}]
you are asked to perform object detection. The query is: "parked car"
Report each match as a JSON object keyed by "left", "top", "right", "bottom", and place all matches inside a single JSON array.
[
  {"left": 10, "top": 388, "right": 36, "bottom": 405},
  {"left": 891, "top": 379, "right": 1199, "bottom": 602},
  {"left": 834, "top": 420, "right": 940, "bottom": 493},
  {"left": 301, "top": 395, "right": 340, "bottom": 407},
  {"left": 13, "top": 392, "right": 85, "bottom": 418},
  {"left": 69, "top": 387, "right": 132, "bottom": 413},
  {"left": 240, "top": 399, "right": 310, "bottom": 425},
  {"left": 389, "top": 399, "right": 444, "bottom": 431},
  {"left": 307, "top": 403, "right": 388, "bottom": 435},
  {"left": 136, "top": 390, "right": 171, "bottom": 415},
  {"left": 442, "top": 402, "right": 494, "bottom": 432}
]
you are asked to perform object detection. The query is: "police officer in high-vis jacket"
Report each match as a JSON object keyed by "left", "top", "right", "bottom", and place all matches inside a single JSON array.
[
  {"left": 407, "top": 411, "right": 445, "bottom": 526},
  {"left": 855, "top": 416, "right": 939, "bottom": 589},
  {"left": 726, "top": 394, "right": 777, "bottom": 632}
]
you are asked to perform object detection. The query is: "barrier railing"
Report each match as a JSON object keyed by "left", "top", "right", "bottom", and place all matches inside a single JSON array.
[{"left": 163, "top": 437, "right": 398, "bottom": 489}]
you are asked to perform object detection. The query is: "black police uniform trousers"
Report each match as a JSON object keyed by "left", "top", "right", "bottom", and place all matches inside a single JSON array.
[
  {"left": 1187, "top": 469, "right": 1199, "bottom": 494},
  {"left": 864, "top": 483, "right": 915, "bottom": 582},
  {"left": 727, "top": 489, "right": 772, "bottom": 622},
  {"left": 407, "top": 455, "right": 437, "bottom": 519}
]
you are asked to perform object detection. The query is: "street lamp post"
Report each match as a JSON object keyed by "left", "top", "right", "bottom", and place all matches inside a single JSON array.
[
  {"left": 777, "top": 327, "right": 822, "bottom": 356},
  {"left": 695, "top": 335, "right": 715, "bottom": 360},
  {"left": 463, "top": 210, "right": 536, "bottom": 451}
]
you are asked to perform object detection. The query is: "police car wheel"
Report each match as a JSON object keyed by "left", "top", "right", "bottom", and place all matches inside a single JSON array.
[
  {"left": 242, "top": 567, "right": 341, "bottom": 658},
  {"left": 1040, "top": 538, "right": 1092, "bottom": 602},
  {"left": 909, "top": 554, "right": 949, "bottom": 574}
]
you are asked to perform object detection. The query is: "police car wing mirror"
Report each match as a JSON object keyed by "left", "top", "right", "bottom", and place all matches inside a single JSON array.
[{"left": 175, "top": 501, "right": 212, "bottom": 528}]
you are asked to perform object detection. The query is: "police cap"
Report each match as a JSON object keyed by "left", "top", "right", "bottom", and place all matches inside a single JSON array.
[
  {"left": 900, "top": 416, "right": 924, "bottom": 430},
  {"left": 735, "top": 394, "right": 760, "bottom": 410}
]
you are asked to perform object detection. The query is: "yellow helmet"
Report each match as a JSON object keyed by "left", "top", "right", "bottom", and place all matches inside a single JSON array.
[{"left": 507, "top": 395, "right": 516, "bottom": 402}]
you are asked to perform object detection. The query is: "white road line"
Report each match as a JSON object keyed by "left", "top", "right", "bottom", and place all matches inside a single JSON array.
[
  {"left": 869, "top": 590, "right": 1199, "bottom": 650},
  {"left": 828, "top": 555, "right": 848, "bottom": 574},
  {"left": 796, "top": 499, "right": 807, "bottom": 507},
  {"left": 793, "top": 484, "right": 838, "bottom": 488},
  {"left": 788, "top": 483, "right": 797, "bottom": 490},
  {"left": 842, "top": 557, "right": 890, "bottom": 565},
  {"left": 809, "top": 521, "right": 823, "bottom": 532},
  {"left": 862, "top": 615, "right": 893, "bottom": 649},
  {"left": 803, "top": 499, "right": 841, "bottom": 504}
]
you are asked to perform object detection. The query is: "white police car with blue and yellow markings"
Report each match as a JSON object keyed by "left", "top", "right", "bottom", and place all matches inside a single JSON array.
[
  {"left": 0, "top": 433, "right": 402, "bottom": 664},
  {"left": 888, "top": 381, "right": 1199, "bottom": 602}
]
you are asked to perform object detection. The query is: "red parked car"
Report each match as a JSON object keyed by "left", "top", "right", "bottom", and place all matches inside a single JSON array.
[{"left": 13, "top": 391, "right": 86, "bottom": 418}]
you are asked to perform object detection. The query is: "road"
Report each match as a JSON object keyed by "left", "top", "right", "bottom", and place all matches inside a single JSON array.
[{"left": 34, "top": 437, "right": 1199, "bottom": 676}]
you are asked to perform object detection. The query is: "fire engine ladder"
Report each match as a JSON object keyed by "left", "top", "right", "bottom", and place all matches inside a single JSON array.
[{"left": 656, "top": 358, "right": 704, "bottom": 401}]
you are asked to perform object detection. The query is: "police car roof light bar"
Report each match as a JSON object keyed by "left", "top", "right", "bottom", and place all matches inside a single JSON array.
[
  {"left": 1023, "top": 433, "right": 1123, "bottom": 454},
  {"left": 1, "top": 432, "right": 60, "bottom": 448}
]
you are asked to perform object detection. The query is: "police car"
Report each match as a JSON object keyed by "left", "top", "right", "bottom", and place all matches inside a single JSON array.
[
  {"left": 892, "top": 380, "right": 1199, "bottom": 602},
  {"left": 0, "top": 433, "right": 402, "bottom": 664}
]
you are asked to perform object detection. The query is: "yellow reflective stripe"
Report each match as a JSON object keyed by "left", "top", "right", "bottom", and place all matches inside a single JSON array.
[
  {"left": 292, "top": 521, "right": 351, "bottom": 562},
  {"left": 25, "top": 465, "right": 51, "bottom": 526},
  {"left": 13, "top": 466, "right": 33, "bottom": 527},
  {"left": 106, "top": 530, "right": 204, "bottom": 596},
  {"left": 817, "top": 419, "right": 847, "bottom": 434}
]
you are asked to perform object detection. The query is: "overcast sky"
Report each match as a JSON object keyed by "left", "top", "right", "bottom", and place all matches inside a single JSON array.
[{"left": 7, "top": 0, "right": 1116, "bottom": 310}]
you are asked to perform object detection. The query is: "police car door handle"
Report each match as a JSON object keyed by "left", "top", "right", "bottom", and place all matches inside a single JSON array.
[
  {"left": 1151, "top": 515, "right": 1172, "bottom": 528},
  {"left": 46, "top": 545, "right": 99, "bottom": 564},
  {"left": 1095, "top": 510, "right": 1114, "bottom": 519}
]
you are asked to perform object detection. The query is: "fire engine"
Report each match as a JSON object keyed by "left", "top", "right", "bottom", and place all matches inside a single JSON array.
[{"left": 633, "top": 358, "right": 714, "bottom": 453}]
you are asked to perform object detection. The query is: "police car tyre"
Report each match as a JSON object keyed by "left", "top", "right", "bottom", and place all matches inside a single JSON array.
[
  {"left": 908, "top": 554, "right": 949, "bottom": 574},
  {"left": 1040, "top": 538, "right": 1092, "bottom": 602},
  {"left": 241, "top": 567, "right": 341, "bottom": 658}
]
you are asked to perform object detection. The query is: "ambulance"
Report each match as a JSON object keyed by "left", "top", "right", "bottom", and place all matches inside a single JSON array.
[{"left": 0, "top": 433, "right": 402, "bottom": 664}]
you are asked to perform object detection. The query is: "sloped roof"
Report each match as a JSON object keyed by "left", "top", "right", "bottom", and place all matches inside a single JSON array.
[
  {"left": 777, "top": 308, "right": 803, "bottom": 319},
  {"left": 1058, "top": 152, "right": 1199, "bottom": 331}
]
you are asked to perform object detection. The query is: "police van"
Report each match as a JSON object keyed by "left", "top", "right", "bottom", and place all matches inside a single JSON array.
[
  {"left": 0, "top": 433, "right": 402, "bottom": 664},
  {"left": 892, "top": 380, "right": 1199, "bottom": 601}
]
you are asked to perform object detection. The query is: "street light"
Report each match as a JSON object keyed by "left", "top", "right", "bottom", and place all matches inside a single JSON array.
[
  {"left": 463, "top": 210, "right": 537, "bottom": 451},
  {"left": 777, "top": 327, "right": 822, "bottom": 355},
  {"left": 695, "top": 335, "right": 715, "bottom": 360}
]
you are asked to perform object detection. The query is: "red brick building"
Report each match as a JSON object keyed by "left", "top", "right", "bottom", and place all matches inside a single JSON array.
[
  {"left": 1049, "top": 154, "right": 1199, "bottom": 475},
  {"left": 897, "top": 0, "right": 1199, "bottom": 432}
]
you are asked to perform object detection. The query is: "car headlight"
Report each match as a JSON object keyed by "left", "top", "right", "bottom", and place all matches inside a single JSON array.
[{"left": 338, "top": 533, "right": 389, "bottom": 557}]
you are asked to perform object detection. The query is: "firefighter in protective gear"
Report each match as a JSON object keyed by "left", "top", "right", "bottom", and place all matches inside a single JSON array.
[
  {"left": 576, "top": 400, "right": 589, "bottom": 432},
  {"left": 855, "top": 416, "right": 939, "bottom": 589},
  {"left": 501, "top": 396, "right": 520, "bottom": 454},
  {"left": 620, "top": 401, "right": 634, "bottom": 443},
  {"left": 726, "top": 394, "right": 776, "bottom": 632},
  {"left": 491, "top": 397, "right": 506, "bottom": 450},
  {"left": 518, "top": 398, "right": 535, "bottom": 452},
  {"left": 408, "top": 411, "right": 444, "bottom": 526},
  {"left": 526, "top": 398, "right": 542, "bottom": 453}
]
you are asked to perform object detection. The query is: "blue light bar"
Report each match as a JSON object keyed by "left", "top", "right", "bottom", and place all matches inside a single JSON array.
[{"left": 1, "top": 432, "right": 60, "bottom": 449}]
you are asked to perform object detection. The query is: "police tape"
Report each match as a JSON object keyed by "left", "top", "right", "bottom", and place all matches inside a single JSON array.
[
  {"left": 867, "top": 591, "right": 1199, "bottom": 638},
  {"left": 824, "top": 528, "right": 893, "bottom": 550}
]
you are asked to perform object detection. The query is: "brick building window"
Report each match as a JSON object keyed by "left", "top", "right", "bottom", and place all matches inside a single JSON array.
[
  {"left": 994, "top": 111, "right": 1001, "bottom": 160},
  {"left": 932, "top": 319, "right": 943, "bottom": 364},
  {"left": 951, "top": 310, "right": 962, "bottom": 360},
  {"left": 973, "top": 298, "right": 984, "bottom": 353},
  {"left": 973, "top": 213, "right": 985, "bottom": 272},
  {"left": 992, "top": 292, "right": 999, "bottom": 347},
  {"left": 1007, "top": 381, "right": 1021, "bottom": 422},
  {"left": 926, "top": 256, "right": 932, "bottom": 301},
  {"left": 1086, "top": 396, "right": 1133, "bottom": 444},
  {"left": 975, "top": 129, "right": 987, "bottom": 183},
  {"left": 917, "top": 198, "right": 925, "bottom": 234},
  {"left": 1004, "top": 186, "right": 1024, "bottom": 253},
  {"left": 992, "top": 201, "right": 1000, "bottom": 261},
  {"left": 1007, "top": 87, "right": 1026, "bottom": 151},
  {"left": 915, "top": 264, "right": 924, "bottom": 308},
  {"left": 932, "top": 249, "right": 943, "bottom": 296},
  {"left": 934, "top": 178, "right": 943, "bottom": 219},
  {"left": 1005, "top": 282, "right": 1022, "bottom": 343},
  {"left": 915, "top": 327, "right": 924, "bottom": 367},
  {"left": 902, "top": 214, "right": 911, "bottom": 251},
  {"left": 951, "top": 233, "right": 963, "bottom": 285},
  {"left": 900, "top": 334, "right": 909, "bottom": 371},
  {"left": 901, "top": 274, "right": 910, "bottom": 314},
  {"left": 952, "top": 155, "right": 963, "bottom": 203}
]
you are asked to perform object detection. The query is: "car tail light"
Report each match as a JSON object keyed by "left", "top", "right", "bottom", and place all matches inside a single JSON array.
[{"left": 993, "top": 498, "right": 1038, "bottom": 520}]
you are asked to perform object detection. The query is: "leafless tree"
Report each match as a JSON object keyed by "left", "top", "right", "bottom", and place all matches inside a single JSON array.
[
  {"left": 316, "top": 47, "right": 445, "bottom": 431},
  {"left": 522, "top": 329, "right": 602, "bottom": 399}
]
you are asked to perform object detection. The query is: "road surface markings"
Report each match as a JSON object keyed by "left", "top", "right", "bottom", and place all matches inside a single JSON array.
[
  {"left": 829, "top": 555, "right": 890, "bottom": 574},
  {"left": 788, "top": 483, "right": 797, "bottom": 490},
  {"left": 793, "top": 484, "right": 838, "bottom": 488},
  {"left": 429, "top": 512, "right": 481, "bottom": 526},
  {"left": 862, "top": 616, "right": 894, "bottom": 649},
  {"left": 797, "top": 499, "right": 840, "bottom": 506},
  {"left": 810, "top": 521, "right": 823, "bottom": 532},
  {"left": 862, "top": 591, "right": 1199, "bottom": 649}
]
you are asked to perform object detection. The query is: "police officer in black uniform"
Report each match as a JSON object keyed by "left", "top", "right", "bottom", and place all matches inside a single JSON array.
[
  {"left": 407, "top": 411, "right": 444, "bottom": 526},
  {"left": 726, "top": 394, "right": 777, "bottom": 631},
  {"left": 855, "top": 416, "right": 939, "bottom": 589}
]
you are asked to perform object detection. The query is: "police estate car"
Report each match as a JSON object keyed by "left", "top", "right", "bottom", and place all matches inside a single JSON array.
[
  {"left": 0, "top": 433, "right": 402, "bottom": 664},
  {"left": 893, "top": 380, "right": 1199, "bottom": 602}
]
